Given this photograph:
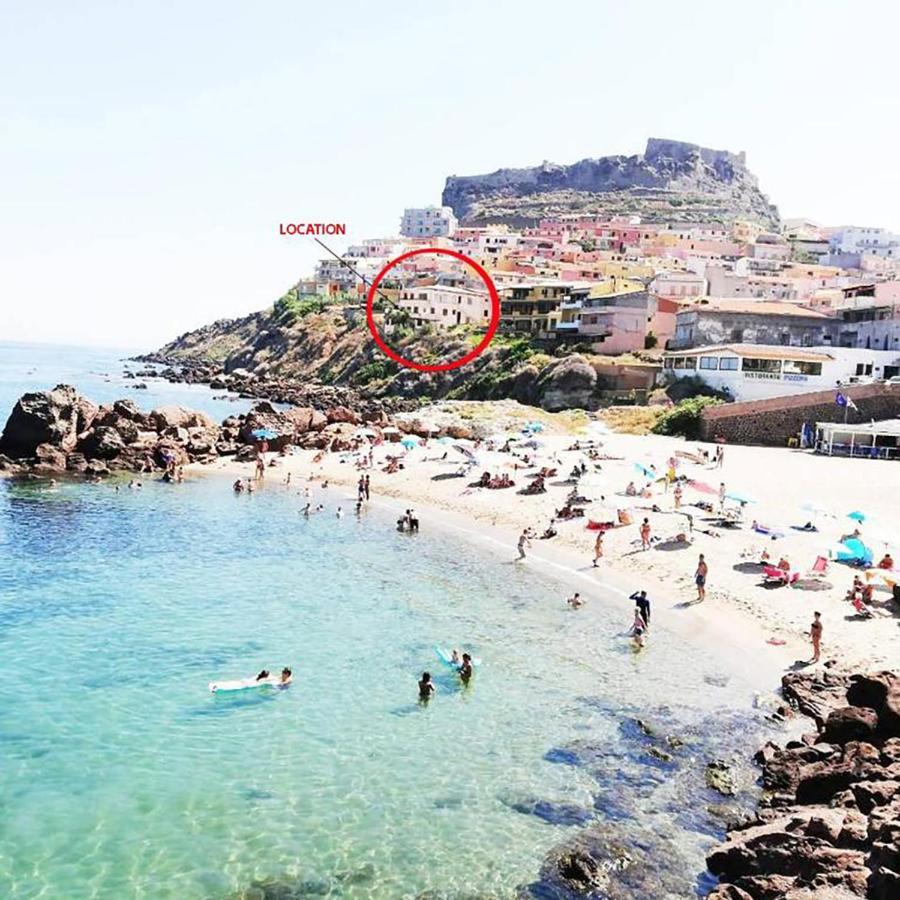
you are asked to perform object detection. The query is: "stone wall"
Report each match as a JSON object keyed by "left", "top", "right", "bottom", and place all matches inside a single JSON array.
[{"left": 699, "top": 383, "right": 900, "bottom": 446}]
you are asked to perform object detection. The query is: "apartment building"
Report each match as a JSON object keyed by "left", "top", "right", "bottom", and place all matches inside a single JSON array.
[
  {"left": 396, "top": 285, "right": 491, "bottom": 328},
  {"left": 400, "top": 206, "right": 458, "bottom": 238}
]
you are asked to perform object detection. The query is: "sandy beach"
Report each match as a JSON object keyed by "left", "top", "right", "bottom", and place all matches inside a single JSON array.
[{"left": 197, "top": 402, "right": 900, "bottom": 682}]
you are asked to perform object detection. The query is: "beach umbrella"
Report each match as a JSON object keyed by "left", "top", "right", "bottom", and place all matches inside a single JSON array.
[
  {"left": 437, "top": 436, "right": 453, "bottom": 444},
  {"left": 524, "top": 421, "right": 544, "bottom": 433},
  {"left": 725, "top": 491, "right": 754, "bottom": 504},
  {"left": 847, "top": 511, "right": 867, "bottom": 523},
  {"left": 688, "top": 479, "right": 718, "bottom": 495},
  {"left": 251, "top": 428, "right": 280, "bottom": 441},
  {"left": 834, "top": 537, "right": 873, "bottom": 565},
  {"left": 400, "top": 436, "right": 420, "bottom": 449}
]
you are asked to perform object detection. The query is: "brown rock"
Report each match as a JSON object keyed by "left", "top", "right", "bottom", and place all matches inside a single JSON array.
[
  {"left": 326, "top": 405, "right": 361, "bottom": 425},
  {"left": 34, "top": 443, "right": 67, "bottom": 472},
  {"left": 851, "top": 780, "right": 900, "bottom": 814},
  {"left": 847, "top": 672, "right": 900, "bottom": 739},
  {"left": 822, "top": 707, "right": 880, "bottom": 746},
  {"left": 150, "top": 405, "right": 216, "bottom": 432}
]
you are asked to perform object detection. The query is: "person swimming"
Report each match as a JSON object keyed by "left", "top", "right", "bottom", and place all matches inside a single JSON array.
[
  {"left": 255, "top": 669, "right": 270, "bottom": 682},
  {"left": 280, "top": 667, "right": 292, "bottom": 685},
  {"left": 450, "top": 649, "right": 462, "bottom": 666},
  {"left": 418, "top": 671, "right": 435, "bottom": 702},
  {"left": 458, "top": 653, "right": 473, "bottom": 684}
]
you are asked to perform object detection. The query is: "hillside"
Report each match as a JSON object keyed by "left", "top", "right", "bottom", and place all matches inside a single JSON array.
[
  {"left": 140, "top": 302, "right": 660, "bottom": 412},
  {"left": 442, "top": 138, "right": 779, "bottom": 228}
]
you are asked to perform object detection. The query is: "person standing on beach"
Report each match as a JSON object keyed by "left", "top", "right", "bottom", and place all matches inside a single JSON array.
[
  {"left": 640, "top": 518, "right": 651, "bottom": 551},
  {"left": 592, "top": 531, "right": 604, "bottom": 567},
  {"left": 809, "top": 612, "right": 823, "bottom": 663},
  {"left": 673, "top": 483, "right": 683, "bottom": 509},
  {"left": 695, "top": 554, "right": 708, "bottom": 602},
  {"left": 517, "top": 529, "right": 531, "bottom": 560},
  {"left": 364, "top": 475, "right": 371, "bottom": 501},
  {"left": 718, "top": 482, "right": 726, "bottom": 511}
]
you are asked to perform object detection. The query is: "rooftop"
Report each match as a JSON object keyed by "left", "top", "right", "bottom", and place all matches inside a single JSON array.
[
  {"left": 678, "top": 298, "right": 829, "bottom": 318},
  {"left": 667, "top": 344, "right": 834, "bottom": 362}
]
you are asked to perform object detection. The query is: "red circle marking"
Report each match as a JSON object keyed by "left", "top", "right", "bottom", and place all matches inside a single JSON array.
[{"left": 366, "top": 248, "right": 500, "bottom": 372}]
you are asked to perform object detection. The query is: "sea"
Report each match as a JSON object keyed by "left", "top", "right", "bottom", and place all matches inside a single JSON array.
[{"left": 0, "top": 342, "right": 777, "bottom": 899}]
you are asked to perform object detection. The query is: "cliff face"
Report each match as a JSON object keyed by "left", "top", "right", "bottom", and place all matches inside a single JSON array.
[{"left": 442, "top": 138, "right": 779, "bottom": 228}]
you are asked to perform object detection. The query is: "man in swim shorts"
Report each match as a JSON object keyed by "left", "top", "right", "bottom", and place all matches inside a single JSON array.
[{"left": 695, "top": 554, "right": 708, "bottom": 602}]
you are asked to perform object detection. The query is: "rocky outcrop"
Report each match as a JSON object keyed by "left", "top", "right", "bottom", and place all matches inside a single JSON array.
[
  {"left": 0, "top": 384, "right": 97, "bottom": 458},
  {"left": 0, "top": 387, "right": 386, "bottom": 478},
  {"left": 537, "top": 354, "right": 597, "bottom": 411},
  {"left": 707, "top": 669, "right": 900, "bottom": 899},
  {"left": 442, "top": 138, "right": 779, "bottom": 228}
]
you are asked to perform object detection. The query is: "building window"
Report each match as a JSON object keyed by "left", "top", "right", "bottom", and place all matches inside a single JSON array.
[
  {"left": 699, "top": 356, "right": 719, "bottom": 370},
  {"left": 731, "top": 328, "right": 744, "bottom": 342},
  {"left": 719, "top": 357, "right": 739, "bottom": 371},
  {"left": 783, "top": 360, "right": 823, "bottom": 376},
  {"left": 664, "top": 358, "right": 674, "bottom": 369},
  {"left": 742, "top": 358, "right": 782, "bottom": 373}
]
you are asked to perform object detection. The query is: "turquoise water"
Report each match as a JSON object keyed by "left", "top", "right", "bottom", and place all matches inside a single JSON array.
[
  {"left": 0, "top": 344, "right": 775, "bottom": 898},
  {"left": 0, "top": 473, "right": 772, "bottom": 899},
  {"left": 0, "top": 341, "right": 253, "bottom": 426}
]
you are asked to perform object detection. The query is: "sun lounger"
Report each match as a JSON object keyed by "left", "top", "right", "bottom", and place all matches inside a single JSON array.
[
  {"left": 850, "top": 596, "right": 875, "bottom": 618},
  {"left": 762, "top": 565, "right": 799, "bottom": 585},
  {"left": 806, "top": 556, "right": 829, "bottom": 578}
]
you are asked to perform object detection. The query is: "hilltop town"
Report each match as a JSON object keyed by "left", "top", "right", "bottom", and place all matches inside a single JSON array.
[{"left": 146, "top": 140, "right": 900, "bottom": 451}]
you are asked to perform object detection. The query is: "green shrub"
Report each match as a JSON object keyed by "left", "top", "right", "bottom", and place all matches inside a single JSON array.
[
  {"left": 351, "top": 360, "right": 398, "bottom": 385},
  {"left": 652, "top": 396, "right": 723, "bottom": 438}
]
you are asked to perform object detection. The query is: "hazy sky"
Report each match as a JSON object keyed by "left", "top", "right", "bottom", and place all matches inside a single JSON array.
[{"left": 2, "top": 0, "right": 898, "bottom": 349}]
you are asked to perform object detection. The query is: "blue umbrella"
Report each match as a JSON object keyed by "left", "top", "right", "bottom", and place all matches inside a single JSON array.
[
  {"left": 725, "top": 491, "right": 754, "bottom": 504},
  {"left": 524, "top": 421, "right": 544, "bottom": 433},
  {"left": 437, "top": 436, "right": 454, "bottom": 444},
  {"left": 633, "top": 462, "right": 656, "bottom": 480},
  {"left": 847, "top": 511, "right": 867, "bottom": 523},
  {"left": 400, "top": 436, "right": 419, "bottom": 449},
  {"left": 251, "top": 428, "right": 280, "bottom": 441},
  {"left": 836, "top": 537, "right": 872, "bottom": 566}
]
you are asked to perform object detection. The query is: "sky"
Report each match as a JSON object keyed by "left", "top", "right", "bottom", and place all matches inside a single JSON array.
[{"left": 2, "top": 0, "right": 898, "bottom": 349}]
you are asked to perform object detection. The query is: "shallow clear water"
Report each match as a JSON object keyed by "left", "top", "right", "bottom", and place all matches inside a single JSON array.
[
  {"left": 0, "top": 341, "right": 253, "bottom": 425},
  {"left": 0, "top": 473, "right": 772, "bottom": 899}
]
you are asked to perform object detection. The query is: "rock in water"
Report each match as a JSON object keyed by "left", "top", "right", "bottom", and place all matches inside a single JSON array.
[{"left": 0, "top": 384, "right": 95, "bottom": 458}]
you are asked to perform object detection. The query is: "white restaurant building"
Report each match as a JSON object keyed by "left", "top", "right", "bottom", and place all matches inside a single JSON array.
[
  {"left": 396, "top": 285, "right": 491, "bottom": 328},
  {"left": 662, "top": 344, "right": 900, "bottom": 401}
]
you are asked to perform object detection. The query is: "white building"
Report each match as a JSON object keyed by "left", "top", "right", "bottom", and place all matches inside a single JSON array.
[
  {"left": 397, "top": 285, "right": 491, "bottom": 328},
  {"left": 649, "top": 271, "right": 707, "bottom": 299},
  {"left": 662, "top": 344, "right": 900, "bottom": 401},
  {"left": 830, "top": 227, "right": 899, "bottom": 259},
  {"left": 400, "top": 206, "right": 458, "bottom": 238}
]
